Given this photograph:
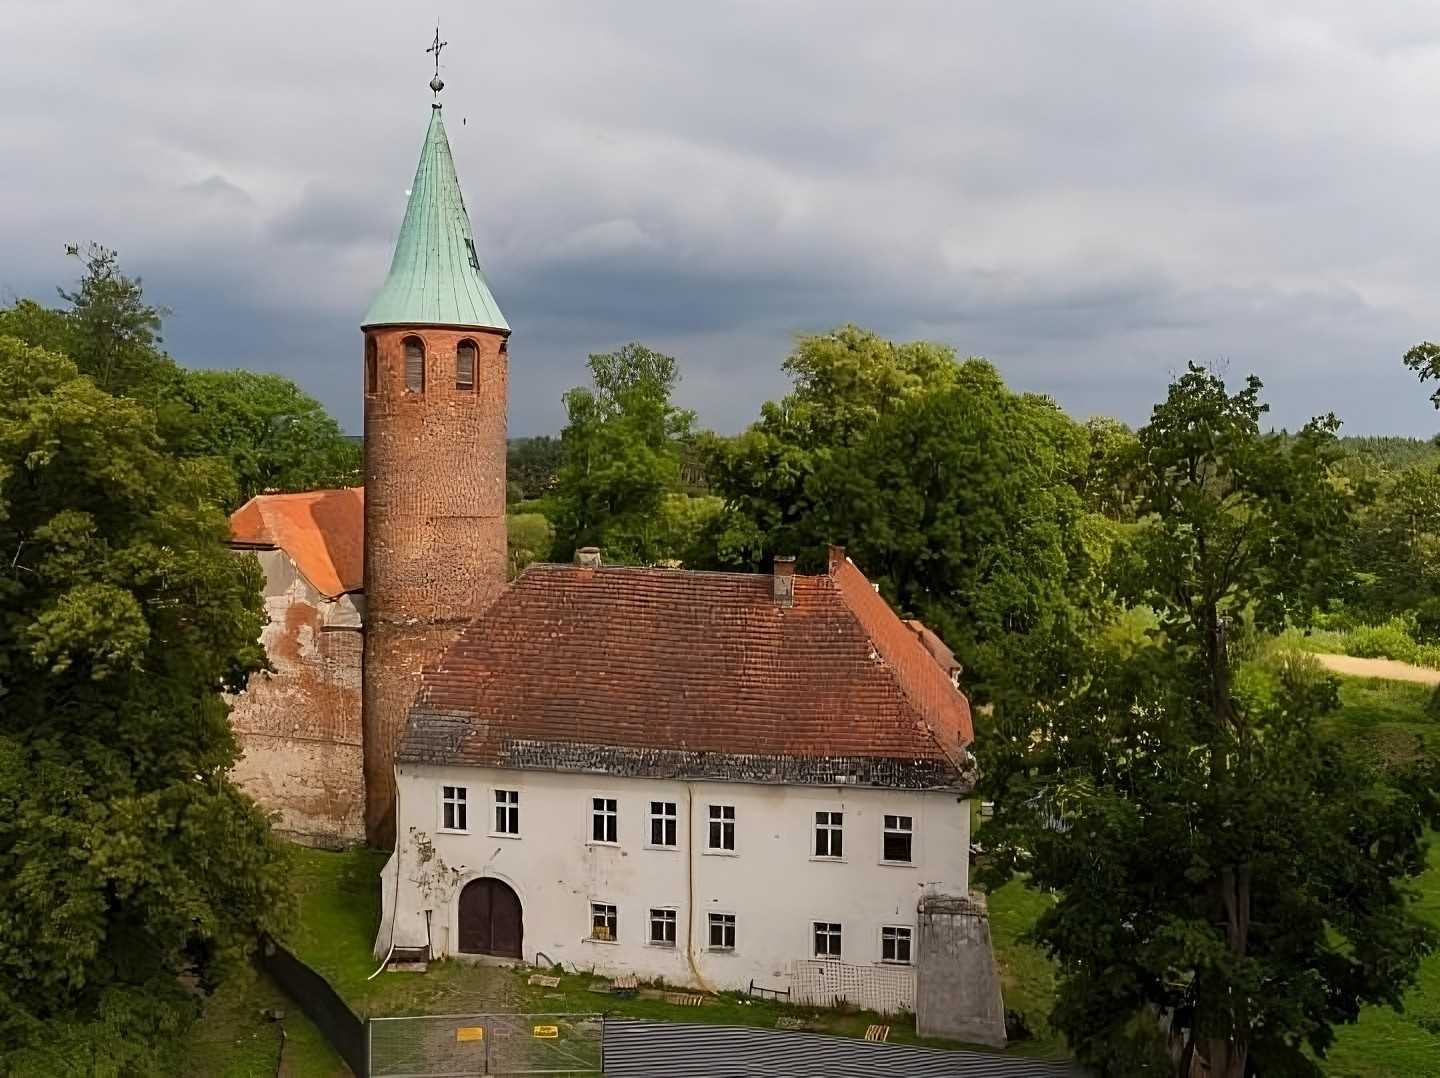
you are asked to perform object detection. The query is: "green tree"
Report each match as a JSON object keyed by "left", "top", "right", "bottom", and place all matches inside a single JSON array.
[
  {"left": 507, "top": 435, "right": 565, "bottom": 501},
  {"left": 1348, "top": 464, "right": 1440, "bottom": 616},
  {"left": 507, "top": 512, "right": 555, "bottom": 579},
  {"left": 55, "top": 243, "right": 177, "bottom": 395},
  {"left": 704, "top": 325, "right": 963, "bottom": 567},
  {"left": 551, "top": 343, "right": 695, "bottom": 563},
  {"left": 173, "top": 369, "right": 361, "bottom": 506},
  {"left": 0, "top": 335, "right": 289, "bottom": 1072},
  {"left": 981, "top": 366, "right": 1437, "bottom": 1076}
]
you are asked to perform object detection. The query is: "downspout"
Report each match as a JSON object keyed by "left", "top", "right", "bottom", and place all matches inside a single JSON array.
[
  {"left": 367, "top": 765, "right": 404, "bottom": 980},
  {"left": 684, "top": 782, "right": 717, "bottom": 994}
]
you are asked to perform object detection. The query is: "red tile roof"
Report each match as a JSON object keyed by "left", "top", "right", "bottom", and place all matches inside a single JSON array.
[
  {"left": 399, "top": 549, "right": 975, "bottom": 789},
  {"left": 229, "top": 488, "right": 364, "bottom": 599}
]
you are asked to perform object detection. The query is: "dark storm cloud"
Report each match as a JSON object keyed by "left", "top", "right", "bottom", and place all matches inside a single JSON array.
[{"left": 3, "top": 1, "right": 1440, "bottom": 436}]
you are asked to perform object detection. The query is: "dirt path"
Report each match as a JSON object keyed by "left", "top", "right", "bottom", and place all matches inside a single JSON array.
[{"left": 1313, "top": 653, "right": 1440, "bottom": 686}]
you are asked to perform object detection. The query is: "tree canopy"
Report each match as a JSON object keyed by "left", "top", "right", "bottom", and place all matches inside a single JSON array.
[{"left": 0, "top": 335, "right": 289, "bottom": 1073}]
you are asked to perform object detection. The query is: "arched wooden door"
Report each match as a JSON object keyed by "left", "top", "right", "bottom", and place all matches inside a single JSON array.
[{"left": 457, "top": 878, "right": 523, "bottom": 958}]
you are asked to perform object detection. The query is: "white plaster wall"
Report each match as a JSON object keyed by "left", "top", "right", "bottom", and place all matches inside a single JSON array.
[{"left": 377, "top": 765, "right": 970, "bottom": 1001}]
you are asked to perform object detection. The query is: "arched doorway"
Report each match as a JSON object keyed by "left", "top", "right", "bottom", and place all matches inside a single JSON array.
[{"left": 457, "top": 878, "right": 523, "bottom": 958}]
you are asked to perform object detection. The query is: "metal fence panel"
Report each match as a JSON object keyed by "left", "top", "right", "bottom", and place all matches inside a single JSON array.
[
  {"left": 368, "top": 1012, "right": 603, "bottom": 1076},
  {"left": 601, "top": 1019, "right": 1089, "bottom": 1077}
]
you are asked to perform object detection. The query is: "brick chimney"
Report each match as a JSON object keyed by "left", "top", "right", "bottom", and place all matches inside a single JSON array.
[
  {"left": 773, "top": 555, "right": 796, "bottom": 608},
  {"left": 575, "top": 546, "right": 602, "bottom": 569}
]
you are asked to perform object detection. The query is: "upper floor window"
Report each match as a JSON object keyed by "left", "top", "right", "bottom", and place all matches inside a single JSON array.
[
  {"left": 494, "top": 789, "right": 519, "bottom": 835},
  {"left": 881, "top": 925, "right": 913, "bottom": 965},
  {"left": 441, "top": 785, "right": 468, "bottom": 832},
  {"left": 592, "top": 797, "right": 618, "bottom": 843},
  {"left": 883, "top": 814, "right": 913, "bottom": 863},
  {"left": 456, "top": 340, "right": 477, "bottom": 390},
  {"left": 649, "top": 801, "right": 677, "bottom": 847},
  {"left": 813, "top": 921, "right": 842, "bottom": 959},
  {"left": 814, "top": 811, "right": 843, "bottom": 858},
  {"left": 707, "top": 804, "right": 735, "bottom": 852},
  {"left": 364, "top": 337, "right": 378, "bottom": 394},
  {"left": 403, "top": 337, "right": 425, "bottom": 392}
]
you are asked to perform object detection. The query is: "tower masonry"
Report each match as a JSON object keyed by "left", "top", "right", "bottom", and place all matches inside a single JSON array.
[{"left": 361, "top": 97, "right": 509, "bottom": 846}]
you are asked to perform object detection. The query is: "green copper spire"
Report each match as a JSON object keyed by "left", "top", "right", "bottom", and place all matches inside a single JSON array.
[{"left": 362, "top": 107, "right": 509, "bottom": 332}]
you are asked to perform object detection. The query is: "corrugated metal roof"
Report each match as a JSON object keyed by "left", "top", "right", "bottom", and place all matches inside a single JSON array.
[{"left": 362, "top": 107, "right": 509, "bottom": 332}]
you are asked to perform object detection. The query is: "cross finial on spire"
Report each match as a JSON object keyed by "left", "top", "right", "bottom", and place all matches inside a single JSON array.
[{"left": 427, "top": 25, "right": 448, "bottom": 100}]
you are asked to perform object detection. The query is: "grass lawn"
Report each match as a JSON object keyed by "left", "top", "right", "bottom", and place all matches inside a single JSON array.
[{"left": 191, "top": 841, "right": 1071, "bottom": 1075}]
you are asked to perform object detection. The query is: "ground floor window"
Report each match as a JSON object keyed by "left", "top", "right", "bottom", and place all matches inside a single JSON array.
[
  {"left": 649, "top": 908, "right": 677, "bottom": 947},
  {"left": 591, "top": 903, "right": 617, "bottom": 941},
  {"left": 708, "top": 913, "right": 736, "bottom": 952},
  {"left": 881, "top": 925, "right": 912, "bottom": 964},
  {"left": 813, "top": 921, "right": 842, "bottom": 958}
]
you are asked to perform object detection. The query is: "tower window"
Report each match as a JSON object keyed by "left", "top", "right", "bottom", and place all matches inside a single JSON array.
[
  {"left": 456, "top": 340, "right": 477, "bottom": 390},
  {"left": 403, "top": 337, "right": 425, "bottom": 393},
  {"left": 464, "top": 237, "right": 481, "bottom": 271},
  {"left": 364, "top": 337, "right": 378, "bottom": 394}
]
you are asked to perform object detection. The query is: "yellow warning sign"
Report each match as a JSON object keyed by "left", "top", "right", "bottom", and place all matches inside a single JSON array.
[
  {"left": 533, "top": 1024, "right": 559, "bottom": 1039},
  {"left": 455, "top": 1026, "right": 484, "bottom": 1042}
]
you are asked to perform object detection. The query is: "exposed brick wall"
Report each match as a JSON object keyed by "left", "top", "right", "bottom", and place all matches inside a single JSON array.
[
  {"left": 362, "top": 325, "right": 509, "bottom": 846},
  {"left": 227, "top": 549, "right": 365, "bottom": 847}
]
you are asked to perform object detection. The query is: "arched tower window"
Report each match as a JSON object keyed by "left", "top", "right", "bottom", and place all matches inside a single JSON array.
[
  {"left": 365, "top": 337, "right": 378, "bottom": 394},
  {"left": 456, "top": 340, "right": 477, "bottom": 390},
  {"left": 403, "top": 337, "right": 425, "bottom": 392}
]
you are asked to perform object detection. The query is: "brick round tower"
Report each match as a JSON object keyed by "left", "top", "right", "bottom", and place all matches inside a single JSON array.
[{"left": 361, "top": 100, "right": 510, "bottom": 847}]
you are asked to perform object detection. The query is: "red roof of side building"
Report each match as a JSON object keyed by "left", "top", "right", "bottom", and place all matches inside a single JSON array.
[
  {"left": 229, "top": 488, "right": 364, "bottom": 599},
  {"left": 398, "top": 547, "right": 976, "bottom": 791}
]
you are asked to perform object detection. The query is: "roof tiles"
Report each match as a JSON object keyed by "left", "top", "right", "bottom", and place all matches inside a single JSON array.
[{"left": 229, "top": 487, "right": 364, "bottom": 598}]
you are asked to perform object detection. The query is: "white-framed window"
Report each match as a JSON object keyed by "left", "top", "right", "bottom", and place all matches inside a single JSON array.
[
  {"left": 649, "top": 801, "right": 678, "bottom": 847},
  {"left": 441, "top": 785, "right": 468, "bottom": 831},
  {"left": 494, "top": 789, "right": 519, "bottom": 835},
  {"left": 591, "top": 797, "right": 618, "bottom": 843},
  {"left": 590, "top": 902, "right": 617, "bottom": 942},
  {"left": 881, "top": 925, "right": 913, "bottom": 965},
  {"left": 813, "top": 921, "right": 842, "bottom": 958},
  {"left": 707, "top": 804, "right": 736, "bottom": 851},
  {"left": 814, "top": 810, "right": 843, "bottom": 858},
  {"left": 708, "top": 913, "right": 736, "bottom": 952},
  {"left": 649, "top": 908, "right": 677, "bottom": 947},
  {"left": 882, "top": 814, "right": 913, "bottom": 863}
]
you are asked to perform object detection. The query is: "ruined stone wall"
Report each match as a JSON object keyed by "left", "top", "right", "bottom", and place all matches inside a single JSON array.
[
  {"left": 228, "top": 548, "right": 365, "bottom": 847},
  {"left": 362, "top": 325, "right": 509, "bottom": 846},
  {"left": 915, "top": 892, "right": 1007, "bottom": 1048}
]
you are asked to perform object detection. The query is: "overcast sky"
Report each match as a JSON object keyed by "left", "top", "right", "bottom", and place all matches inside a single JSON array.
[{"left": 4, "top": 1, "right": 1440, "bottom": 436}]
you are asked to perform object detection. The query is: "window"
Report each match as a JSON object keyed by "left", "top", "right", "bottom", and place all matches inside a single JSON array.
[
  {"left": 456, "top": 340, "right": 477, "bottom": 390},
  {"left": 883, "top": 814, "right": 913, "bottom": 863},
  {"left": 592, "top": 797, "right": 618, "bottom": 843},
  {"left": 649, "top": 801, "right": 678, "bottom": 847},
  {"left": 707, "top": 804, "right": 735, "bottom": 851},
  {"left": 708, "top": 913, "right": 736, "bottom": 952},
  {"left": 403, "top": 337, "right": 425, "bottom": 392},
  {"left": 364, "top": 337, "right": 378, "bottom": 394},
  {"left": 881, "top": 925, "right": 913, "bottom": 965},
  {"left": 814, "top": 811, "right": 843, "bottom": 858},
  {"left": 591, "top": 903, "right": 617, "bottom": 942},
  {"left": 649, "top": 908, "right": 677, "bottom": 947},
  {"left": 813, "top": 921, "right": 842, "bottom": 958},
  {"left": 464, "top": 237, "right": 482, "bottom": 271},
  {"left": 494, "top": 789, "right": 519, "bottom": 835},
  {"left": 441, "top": 785, "right": 468, "bottom": 831}
]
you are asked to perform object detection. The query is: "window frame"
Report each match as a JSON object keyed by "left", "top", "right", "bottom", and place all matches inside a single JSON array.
[
  {"left": 648, "top": 800, "right": 679, "bottom": 849},
  {"left": 364, "top": 337, "right": 378, "bottom": 395},
  {"left": 880, "top": 924, "right": 913, "bottom": 965},
  {"left": 439, "top": 784, "right": 469, "bottom": 833},
  {"left": 881, "top": 813, "right": 914, "bottom": 865},
  {"left": 813, "top": 809, "right": 844, "bottom": 860},
  {"left": 455, "top": 339, "right": 477, "bottom": 391},
  {"left": 706, "top": 803, "right": 736, "bottom": 854},
  {"left": 648, "top": 907, "right": 678, "bottom": 948},
  {"left": 402, "top": 336, "right": 425, "bottom": 393},
  {"left": 589, "top": 902, "right": 618, "bottom": 943},
  {"left": 492, "top": 788, "right": 520, "bottom": 837},
  {"left": 707, "top": 912, "right": 737, "bottom": 953},
  {"left": 590, "top": 796, "right": 619, "bottom": 845},
  {"left": 812, "top": 920, "right": 842, "bottom": 959}
]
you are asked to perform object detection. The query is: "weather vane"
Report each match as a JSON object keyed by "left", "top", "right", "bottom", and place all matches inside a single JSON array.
[{"left": 427, "top": 25, "right": 447, "bottom": 99}]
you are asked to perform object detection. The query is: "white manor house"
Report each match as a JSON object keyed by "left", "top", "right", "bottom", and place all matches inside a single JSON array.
[{"left": 375, "top": 548, "right": 1002, "bottom": 1041}]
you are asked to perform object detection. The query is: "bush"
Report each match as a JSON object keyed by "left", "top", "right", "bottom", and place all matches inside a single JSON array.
[
  {"left": 1347, "top": 619, "right": 1421, "bottom": 663},
  {"left": 1415, "top": 598, "right": 1440, "bottom": 644}
]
